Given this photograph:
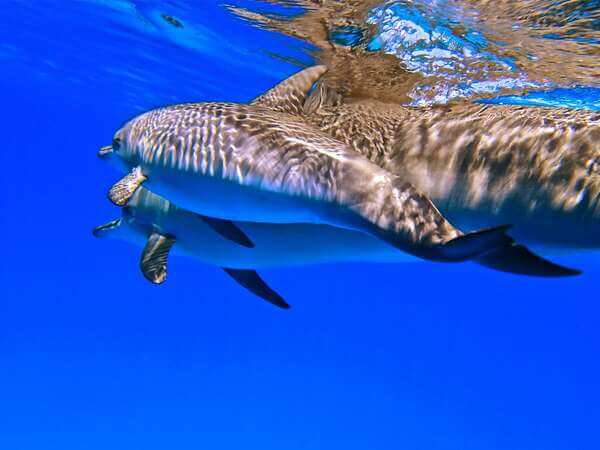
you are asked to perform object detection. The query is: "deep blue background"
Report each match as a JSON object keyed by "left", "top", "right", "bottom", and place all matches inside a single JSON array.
[{"left": 1, "top": 1, "right": 599, "bottom": 449}]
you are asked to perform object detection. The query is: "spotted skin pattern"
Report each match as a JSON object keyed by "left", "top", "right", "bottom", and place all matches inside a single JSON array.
[
  {"left": 108, "top": 166, "right": 147, "bottom": 206},
  {"left": 303, "top": 87, "right": 600, "bottom": 246},
  {"left": 114, "top": 102, "right": 466, "bottom": 258}
]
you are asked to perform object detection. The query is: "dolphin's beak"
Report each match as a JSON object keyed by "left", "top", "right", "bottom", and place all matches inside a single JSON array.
[{"left": 98, "top": 145, "right": 113, "bottom": 159}]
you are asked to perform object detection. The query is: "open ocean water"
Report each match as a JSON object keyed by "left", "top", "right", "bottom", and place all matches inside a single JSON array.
[{"left": 1, "top": 1, "right": 599, "bottom": 449}]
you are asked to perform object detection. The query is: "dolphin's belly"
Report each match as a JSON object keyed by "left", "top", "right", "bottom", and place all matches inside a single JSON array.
[
  {"left": 121, "top": 206, "right": 418, "bottom": 269},
  {"left": 144, "top": 164, "right": 325, "bottom": 224},
  {"left": 173, "top": 221, "right": 418, "bottom": 269}
]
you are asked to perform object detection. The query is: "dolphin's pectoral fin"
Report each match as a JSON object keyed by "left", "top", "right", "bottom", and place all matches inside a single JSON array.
[
  {"left": 196, "top": 215, "right": 254, "bottom": 248},
  {"left": 108, "top": 166, "right": 147, "bottom": 206},
  {"left": 475, "top": 244, "right": 581, "bottom": 277},
  {"left": 223, "top": 268, "right": 290, "bottom": 309},
  {"left": 140, "top": 232, "right": 176, "bottom": 285},
  {"left": 92, "top": 218, "right": 122, "bottom": 238},
  {"left": 251, "top": 65, "right": 328, "bottom": 115}
]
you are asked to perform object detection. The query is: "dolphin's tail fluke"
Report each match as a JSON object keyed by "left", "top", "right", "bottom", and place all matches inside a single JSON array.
[{"left": 475, "top": 244, "right": 581, "bottom": 277}]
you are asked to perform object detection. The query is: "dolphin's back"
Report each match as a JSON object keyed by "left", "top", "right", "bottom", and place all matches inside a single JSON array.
[
  {"left": 119, "top": 102, "right": 364, "bottom": 202},
  {"left": 304, "top": 96, "right": 600, "bottom": 246}
]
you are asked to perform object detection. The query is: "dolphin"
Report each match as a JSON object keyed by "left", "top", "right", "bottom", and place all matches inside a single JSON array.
[
  {"left": 93, "top": 188, "right": 578, "bottom": 308},
  {"left": 100, "top": 66, "right": 568, "bottom": 270},
  {"left": 93, "top": 188, "right": 418, "bottom": 308},
  {"left": 299, "top": 68, "right": 600, "bottom": 253}
]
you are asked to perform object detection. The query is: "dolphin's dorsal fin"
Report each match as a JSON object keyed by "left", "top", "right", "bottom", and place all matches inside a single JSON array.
[
  {"left": 140, "top": 232, "right": 176, "bottom": 285},
  {"left": 251, "top": 65, "right": 328, "bottom": 115}
]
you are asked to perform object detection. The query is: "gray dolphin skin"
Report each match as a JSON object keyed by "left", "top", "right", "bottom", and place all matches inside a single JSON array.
[{"left": 101, "top": 66, "right": 562, "bottom": 266}]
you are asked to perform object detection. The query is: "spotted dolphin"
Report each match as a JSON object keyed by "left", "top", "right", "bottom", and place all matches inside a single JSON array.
[
  {"left": 100, "top": 66, "right": 564, "bottom": 268},
  {"left": 93, "top": 188, "right": 577, "bottom": 308},
  {"left": 300, "top": 69, "right": 600, "bottom": 253}
]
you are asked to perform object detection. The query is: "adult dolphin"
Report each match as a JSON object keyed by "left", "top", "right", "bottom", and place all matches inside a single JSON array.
[
  {"left": 301, "top": 67, "right": 600, "bottom": 254},
  {"left": 100, "top": 67, "right": 573, "bottom": 273}
]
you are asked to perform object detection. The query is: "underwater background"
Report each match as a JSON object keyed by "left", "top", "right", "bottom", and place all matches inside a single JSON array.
[{"left": 1, "top": 1, "right": 599, "bottom": 449}]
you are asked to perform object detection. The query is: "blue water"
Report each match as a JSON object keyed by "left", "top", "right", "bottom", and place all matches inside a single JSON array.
[
  {"left": 481, "top": 86, "right": 600, "bottom": 110},
  {"left": 1, "top": 1, "right": 599, "bottom": 449}
]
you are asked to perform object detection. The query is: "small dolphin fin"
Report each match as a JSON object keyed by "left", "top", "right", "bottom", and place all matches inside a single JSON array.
[
  {"left": 223, "top": 268, "right": 290, "bottom": 309},
  {"left": 92, "top": 218, "right": 122, "bottom": 238},
  {"left": 303, "top": 80, "right": 345, "bottom": 114},
  {"left": 251, "top": 65, "right": 328, "bottom": 115},
  {"left": 108, "top": 166, "right": 147, "bottom": 206},
  {"left": 196, "top": 215, "right": 254, "bottom": 248},
  {"left": 439, "top": 225, "right": 515, "bottom": 261},
  {"left": 475, "top": 244, "right": 581, "bottom": 277},
  {"left": 140, "top": 232, "right": 176, "bottom": 285}
]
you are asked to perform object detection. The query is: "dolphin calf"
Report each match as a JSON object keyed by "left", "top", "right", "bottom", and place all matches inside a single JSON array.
[
  {"left": 100, "top": 66, "right": 562, "bottom": 268},
  {"left": 94, "top": 188, "right": 419, "bottom": 308},
  {"left": 93, "top": 188, "right": 578, "bottom": 308},
  {"left": 300, "top": 68, "right": 600, "bottom": 252}
]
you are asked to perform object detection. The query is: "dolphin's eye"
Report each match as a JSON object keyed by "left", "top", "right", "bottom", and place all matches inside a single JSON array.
[{"left": 112, "top": 138, "right": 122, "bottom": 151}]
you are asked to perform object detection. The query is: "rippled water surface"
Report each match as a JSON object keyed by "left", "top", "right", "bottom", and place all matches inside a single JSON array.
[
  {"left": 231, "top": 0, "right": 600, "bottom": 105},
  {"left": 1, "top": 1, "right": 599, "bottom": 450}
]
